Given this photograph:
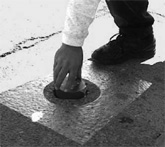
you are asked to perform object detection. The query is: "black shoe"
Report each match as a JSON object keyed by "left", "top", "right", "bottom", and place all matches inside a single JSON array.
[{"left": 91, "top": 33, "right": 156, "bottom": 65}]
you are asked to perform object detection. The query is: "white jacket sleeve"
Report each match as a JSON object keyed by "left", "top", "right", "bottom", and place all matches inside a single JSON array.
[{"left": 62, "top": 0, "right": 101, "bottom": 47}]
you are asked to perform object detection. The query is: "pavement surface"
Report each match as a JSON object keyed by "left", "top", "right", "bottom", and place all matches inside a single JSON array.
[{"left": 0, "top": 0, "right": 165, "bottom": 147}]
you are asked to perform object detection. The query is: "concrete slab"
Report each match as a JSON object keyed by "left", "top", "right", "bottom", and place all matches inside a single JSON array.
[
  {"left": 0, "top": 60, "right": 155, "bottom": 145},
  {"left": 1, "top": 60, "right": 164, "bottom": 147}
]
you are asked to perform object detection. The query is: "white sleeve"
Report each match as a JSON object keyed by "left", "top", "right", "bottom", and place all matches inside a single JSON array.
[{"left": 62, "top": 0, "right": 101, "bottom": 47}]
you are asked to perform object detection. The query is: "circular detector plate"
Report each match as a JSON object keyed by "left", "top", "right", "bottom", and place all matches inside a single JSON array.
[{"left": 43, "top": 79, "right": 101, "bottom": 106}]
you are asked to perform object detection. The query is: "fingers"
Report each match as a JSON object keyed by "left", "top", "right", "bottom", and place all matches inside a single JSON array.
[
  {"left": 64, "top": 70, "right": 77, "bottom": 91},
  {"left": 77, "top": 68, "right": 82, "bottom": 81},
  {"left": 53, "top": 63, "right": 62, "bottom": 89},
  {"left": 55, "top": 67, "right": 68, "bottom": 90}
]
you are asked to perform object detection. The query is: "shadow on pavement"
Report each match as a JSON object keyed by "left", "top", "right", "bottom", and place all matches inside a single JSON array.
[
  {"left": 0, "top": 104, "right": 79, "bottom": 147},
  {"left": 84, "top": 60, "right": 165, "bottom": 147}
]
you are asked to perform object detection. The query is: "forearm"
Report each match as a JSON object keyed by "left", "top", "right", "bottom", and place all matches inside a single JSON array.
[{"left": 62, "top": 0, "right": 101, "bottom": 47}]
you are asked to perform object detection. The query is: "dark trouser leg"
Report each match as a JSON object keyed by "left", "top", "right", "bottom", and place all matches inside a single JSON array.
[{"left": 105, "top": 0, "right": 154, "bottom": 36}]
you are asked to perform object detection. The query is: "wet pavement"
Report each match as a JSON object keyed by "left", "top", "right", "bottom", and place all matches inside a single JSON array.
[{"left": 0, "top": 0, "right": 165, "bottom": 147}]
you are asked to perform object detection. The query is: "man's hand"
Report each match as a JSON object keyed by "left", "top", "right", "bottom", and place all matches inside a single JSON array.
[{"left": 53, "top": 43, "right": 83, "bottom": 91}]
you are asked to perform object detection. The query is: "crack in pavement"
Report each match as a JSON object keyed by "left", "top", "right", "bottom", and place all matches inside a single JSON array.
[
  {"left": 149, "top": 11, "right": 165, "bottom": 18},
  {"left": 0, "top": 31, "right": 61, "bottom": 58},
  {"left": 0, "top": 10, "right": 164, "bottom": 59},
  {"left": 0, "top": 5, "right": 109, "bottom": 59}
]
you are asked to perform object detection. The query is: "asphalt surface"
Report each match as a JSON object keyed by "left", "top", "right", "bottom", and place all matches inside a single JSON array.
[{"left": 0, "top": 0, "right": 165, "bottom": 147}]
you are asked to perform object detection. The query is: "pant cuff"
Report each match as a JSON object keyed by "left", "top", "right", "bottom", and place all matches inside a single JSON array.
[{"left": 119, "top": 26, "right": 153, "bottom": 37}]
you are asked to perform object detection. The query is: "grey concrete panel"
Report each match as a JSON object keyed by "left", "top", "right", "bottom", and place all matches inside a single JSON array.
[
  {"left": 0, "top": 103, "right": 82, "bottom": 147},
  {"left": 0, "top": 61, "right": 152, "bottom": 145}
]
